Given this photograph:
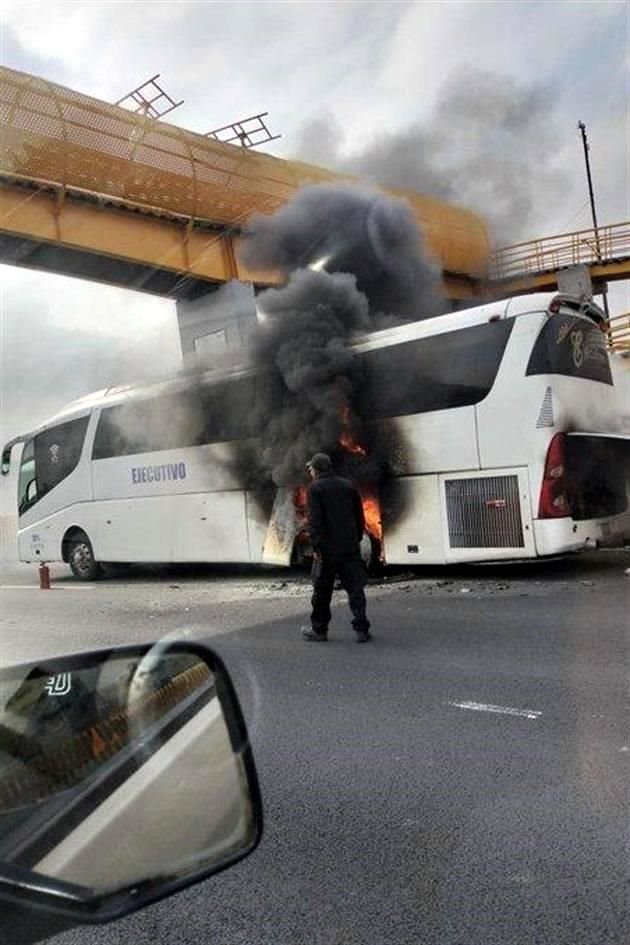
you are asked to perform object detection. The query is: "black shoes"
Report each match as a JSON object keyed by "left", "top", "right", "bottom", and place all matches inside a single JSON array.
[
  {"left": 301, "top": 627, "right": 328, "bottom": 642},
  {"left": 300, "top": 627, "right": 372, "bottom": 642}
]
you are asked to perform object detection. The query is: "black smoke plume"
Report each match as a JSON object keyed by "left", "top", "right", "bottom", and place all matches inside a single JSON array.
[
  {"left": 240, "top": 182, "right": 443, "bottom": 321},
  {"left": 238, "top": 183, "right": 441, "bottom": 489}
]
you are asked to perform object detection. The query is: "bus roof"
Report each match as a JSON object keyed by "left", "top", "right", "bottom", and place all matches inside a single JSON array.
[
  {"left": 352, "top": 292, "right": 559, "bottom": 351},
  {"left": 4, "top": 291, "right": 601, "bottom": 444}
]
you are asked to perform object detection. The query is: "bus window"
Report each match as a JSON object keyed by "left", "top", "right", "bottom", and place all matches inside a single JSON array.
[
  {"left": 249, "top": 372, "right": 282, "bottom": 436},
  {"left": 198, "top": 376, "right": 256, "bottom": 442},
  {"left": 93, "top": 393, "right": 206, "bottom": 458},
  {"left": 93, "top": 378, "right": 257, "bottom": 460},
  {"left": 34, "top": 416, "right": 90, "bottom": 503},
  {"left": 526, "top": 315, "right": 613, "bottom": 384},
  {"left": 360, "top": 320, "right": 514, "bottom": 419},
  {"left": 18, "top": 439, "right": 37, "bottom": 516}
]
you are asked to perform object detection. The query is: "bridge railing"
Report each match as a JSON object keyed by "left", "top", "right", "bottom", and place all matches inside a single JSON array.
[
  {"left": 607, "top": 312, "right": 630, "bottom": 355},
  {"left": 490, "top": 222, "right": 630, "bottom": 281}
]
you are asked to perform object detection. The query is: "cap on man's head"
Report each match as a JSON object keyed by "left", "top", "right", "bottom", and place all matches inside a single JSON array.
[{"left": 306, "top": 452, "right": 332, "bottom": 473}]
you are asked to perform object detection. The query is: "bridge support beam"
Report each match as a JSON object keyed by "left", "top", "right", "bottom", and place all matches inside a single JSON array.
[
  {"left": 0, "top": 181, "right": 481, "bottom": 305},
  {"left": 0, "top": 182, "right": 277, "bottom": 290}
]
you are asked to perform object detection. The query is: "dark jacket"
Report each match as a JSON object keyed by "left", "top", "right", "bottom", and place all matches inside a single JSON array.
[{"left": 307, "top": 472, "right": 365, "bottom": 557}]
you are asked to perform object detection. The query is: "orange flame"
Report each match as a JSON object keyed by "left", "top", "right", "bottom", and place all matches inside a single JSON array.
[
  {"left": 337, "top": 405, "right": 383, "bottom": 545},
  {"left": 338, "top": 404, "right": 367, "bottom": 456},
  {"left": 339, "top": 432, "right": 367, "bottom": 455},
  {"left": 360, "top": 489, "right": 383, "bottom": 543},
  {"left": 292, "top": 405, "right": 383, "bottom": 556}
]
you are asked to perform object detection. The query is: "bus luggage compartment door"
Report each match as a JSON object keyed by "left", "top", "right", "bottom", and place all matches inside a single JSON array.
[
  {"left": 173, "top": 492, "right": 250, "bottom": 563},
  {"left": 440, "top": 467, "right": 535, "bottom": 562},
  {"left": 381, "top": 476, "right": 446, "bottom": 565}
]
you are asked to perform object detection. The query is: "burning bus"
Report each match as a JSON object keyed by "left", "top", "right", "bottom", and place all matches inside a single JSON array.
[{"left": 2, "top": 291, "right": 628, "bottom": 579}]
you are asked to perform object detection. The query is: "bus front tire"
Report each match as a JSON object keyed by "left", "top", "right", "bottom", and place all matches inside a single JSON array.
[{"left": 68, "top": 534, "right": 101, "bottom": 581}]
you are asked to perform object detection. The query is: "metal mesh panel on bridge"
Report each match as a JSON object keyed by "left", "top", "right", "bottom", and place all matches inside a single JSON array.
[{"left": 0, "top": 66, "right": 303, "bottom": 225}]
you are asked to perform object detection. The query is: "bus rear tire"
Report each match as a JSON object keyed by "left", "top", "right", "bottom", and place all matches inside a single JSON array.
[{"left": 67, "top": 533, "right": 101, "bottom": 581}]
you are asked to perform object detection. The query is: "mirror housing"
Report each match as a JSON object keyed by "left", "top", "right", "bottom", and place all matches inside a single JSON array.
[
  {"left": 1, "top": 436, "right": 22, "bottom": 476},
  {"left": 0, "top": 642, "right": 262, "bottom": 923}
]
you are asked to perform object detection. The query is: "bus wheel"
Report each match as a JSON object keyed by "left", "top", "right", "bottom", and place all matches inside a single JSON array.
[{"left": 68, "top": 533, "right": 101, "bottom": 581}]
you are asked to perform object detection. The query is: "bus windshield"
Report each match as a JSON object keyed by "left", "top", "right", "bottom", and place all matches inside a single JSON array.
[
  {"left": 17, "top": 417, "right": 90, "bottom": 517},
  {"left": 17, "top": 439, "right": 36, "bottom": 516}
]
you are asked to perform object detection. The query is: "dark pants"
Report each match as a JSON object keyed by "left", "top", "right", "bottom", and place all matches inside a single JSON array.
[{"left": 311, "top": 554, "right": 370, "bottom": 635}]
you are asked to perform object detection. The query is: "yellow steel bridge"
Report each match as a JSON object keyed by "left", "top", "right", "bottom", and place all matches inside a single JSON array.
[{"left": 1, "top": 65, "right": 628, "bottom": 343}]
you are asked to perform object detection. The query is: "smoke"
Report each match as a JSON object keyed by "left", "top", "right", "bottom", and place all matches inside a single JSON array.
[
  {"left": 240, "top": 182, "right": 443, "bottom": 321},
  {"left": 294, "top": 67, "right": 567, "bottom": 245},
  {"left": 244, "top": 269, "right": 368, "bottom": 486},
  {"left": 238, "top": 183, "right": 433, "bottom": 488}
]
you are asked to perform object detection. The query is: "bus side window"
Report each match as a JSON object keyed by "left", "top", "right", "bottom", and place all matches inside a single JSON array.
[
  {"left": 359, "top": 321, "right": 514, "bottom": 419},
  {"left": 249, "top": 373, "right": 279, "bottom": 437},
  {"left": 220, "top": 376, "right": 256, "bottom": 440},
  {"left": 141, "top": 392, "right": 204, "bottom": 451},
  {"left": 92, "top": 378, "right": 258, "bottom": 457},
  {"left": 93, "top": 395, "right": 202, "bottom": 457},
  {"left": 526, "top": 316, "right": 613, "bottom": 384},
  {"left": 198, "top": 377, "right": 256, "bottom": 443},
  {"left": 93, "top": 407, "right": 129, "bottom": 458}
]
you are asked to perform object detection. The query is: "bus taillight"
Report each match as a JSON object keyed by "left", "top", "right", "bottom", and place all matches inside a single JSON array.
[{"left": 538, "top": 433, "right": 570, "bottom": 519}]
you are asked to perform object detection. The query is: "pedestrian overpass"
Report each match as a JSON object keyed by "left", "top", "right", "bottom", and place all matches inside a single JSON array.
[{"left": 1, "top": 65, "right": 629, "bottom": 351}]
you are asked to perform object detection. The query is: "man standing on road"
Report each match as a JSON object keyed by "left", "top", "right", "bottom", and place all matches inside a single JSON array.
[{"left": 301, "top": 453, "right": 372, "bottom": 643}]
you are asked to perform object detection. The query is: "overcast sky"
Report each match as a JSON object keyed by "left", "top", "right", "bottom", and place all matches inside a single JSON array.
[{"left": 1, "top": 0, "right": 629, "bottom": 486}]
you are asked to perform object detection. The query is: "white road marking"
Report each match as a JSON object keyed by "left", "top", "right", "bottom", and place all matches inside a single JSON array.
[
  {"left": 0, "top": 585, "right": 96, "bottom": 591},
  {"left": 448, "top": 700, "right": 542, "bottom": 720}
]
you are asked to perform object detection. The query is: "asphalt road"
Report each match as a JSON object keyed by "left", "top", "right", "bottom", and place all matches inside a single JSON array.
[{"left": 1, "top": 550, "right": 629, "bottom": 944}]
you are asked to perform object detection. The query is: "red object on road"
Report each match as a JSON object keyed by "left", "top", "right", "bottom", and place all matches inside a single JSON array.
[{"left": 38, "top": 562, "right": 51, "bottom": 590}]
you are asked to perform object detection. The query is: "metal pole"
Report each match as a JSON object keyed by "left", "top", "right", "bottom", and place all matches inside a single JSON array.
[{"left": 577, "top": 121, "right": 609, "bottom": 318}]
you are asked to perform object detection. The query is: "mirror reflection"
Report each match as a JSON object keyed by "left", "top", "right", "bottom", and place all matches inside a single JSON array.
[{"left": 0, "top": 646, "right": 256, "bottom": 896}]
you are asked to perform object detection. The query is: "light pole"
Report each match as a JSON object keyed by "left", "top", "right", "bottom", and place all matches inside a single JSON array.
[{"left": 577, "top": 121, "right": 609, "bottom": 319}]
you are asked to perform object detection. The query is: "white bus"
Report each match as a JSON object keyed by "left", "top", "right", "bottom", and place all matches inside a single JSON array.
[{"left": 3, "top": 292, "right": 629, "bottom": 578}]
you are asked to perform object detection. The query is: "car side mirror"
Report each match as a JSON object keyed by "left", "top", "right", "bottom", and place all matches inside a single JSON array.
[{"left": 0, "top": 642, "right": 262, "bottom": 925}]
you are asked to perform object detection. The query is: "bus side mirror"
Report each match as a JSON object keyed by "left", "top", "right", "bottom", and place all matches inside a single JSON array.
[
  {"left": 26, "top": 479, "right": 37, "bottom": 504},
  {"left": 1, "top": 446, "right": 12, "bottom": 476},
  {"left": 0, "top": 642, "right": 262, "bottom": 924},
  {"left": 1, "top": 438, "right": 22, "bottom": 476}
]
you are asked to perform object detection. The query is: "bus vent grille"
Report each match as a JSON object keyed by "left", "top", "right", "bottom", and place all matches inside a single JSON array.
[
  {"left": 445, "top": 475, "right": 524, "bottom": 548},
  {"left": 536, "top": 386, "right": 554, "bottom": 428}
]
